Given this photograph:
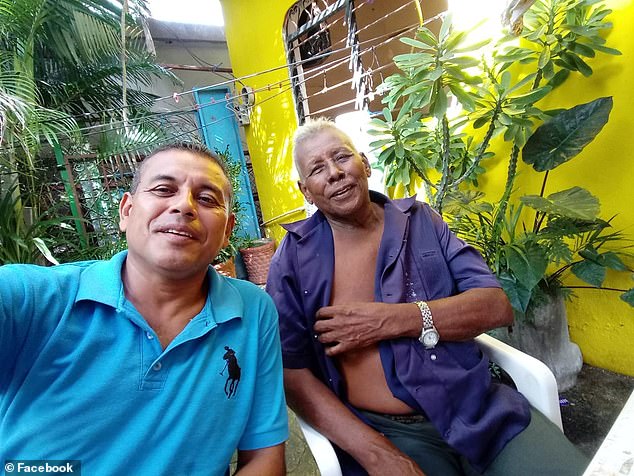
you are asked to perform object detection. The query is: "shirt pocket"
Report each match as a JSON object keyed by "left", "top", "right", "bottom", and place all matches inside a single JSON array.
[{"left": 412, "top": 249, "right": 455, "bottom": 300}]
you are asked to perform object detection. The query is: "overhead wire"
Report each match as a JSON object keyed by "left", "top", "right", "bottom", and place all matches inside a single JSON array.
[
  {"left": 83, "top": 6, "right": 438, "bottom": 137},
  {"left": 33, "top": 13, "right": 420, "bottom": 143},
  {"left": 95, "top": 80, "right": 297, "bottom": 159},
  {"left": 1, "top": 5, "right": 446, "bottom": 154},
  {"left": 39, "top": 0, "right": 434, "bottom": 126}
]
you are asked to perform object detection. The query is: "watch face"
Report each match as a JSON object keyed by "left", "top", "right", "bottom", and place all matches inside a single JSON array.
[{"left": 423, "top": 330, "right": 439, "bottom": 347}]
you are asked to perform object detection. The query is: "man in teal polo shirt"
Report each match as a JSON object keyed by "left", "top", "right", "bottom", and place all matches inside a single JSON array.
[{"left": 0, "top": 143, "right": 288, "bottom": 475}]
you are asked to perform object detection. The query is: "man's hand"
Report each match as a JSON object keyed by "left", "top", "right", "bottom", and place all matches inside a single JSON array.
[
  {"left": 360, "top": 434, "right": 427, "bottom": 476},
  {"left": 365, "top": 448, "right": 426, "bottom": 476},
  {"left": 314, "top": 289, "right": 514, "bottom": 356},
  {"left": 314, "top": 302, "right": 419, "bottom": 356},
  {"left": 285, "top": 368, "right": 426, "bottom": 475}
]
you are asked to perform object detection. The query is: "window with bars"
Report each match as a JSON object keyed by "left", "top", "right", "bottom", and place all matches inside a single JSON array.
[{"left": 283, "top": 0, "right": 447, "bottom": 124}]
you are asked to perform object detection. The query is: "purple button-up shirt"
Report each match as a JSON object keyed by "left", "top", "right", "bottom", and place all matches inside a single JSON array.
[{"left": 267, "top": 192, "right": 530, "bottom": 473}]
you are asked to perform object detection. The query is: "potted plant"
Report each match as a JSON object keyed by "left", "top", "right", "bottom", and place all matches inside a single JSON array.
[
  {"left": 368, "top": 0, "right": 633, "bottom": 389},
  {"left": 239, "top": 237, "right": 275, "bottom": 286}
]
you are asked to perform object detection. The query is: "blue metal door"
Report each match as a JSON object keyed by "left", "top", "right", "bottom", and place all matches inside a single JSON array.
[{"left": 193, "top": 87, "right": 260, "bottom": 239}]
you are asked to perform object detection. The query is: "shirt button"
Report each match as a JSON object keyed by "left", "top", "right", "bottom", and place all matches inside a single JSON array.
[
  {"left": 146, "top": 332, "right": 154, "bottom": 340},
  {"left": 430, "top": 354, "right": 437, "bottom": 361},
  {"left": 152, "top": 362, "right": 162, "bottom": 371}
]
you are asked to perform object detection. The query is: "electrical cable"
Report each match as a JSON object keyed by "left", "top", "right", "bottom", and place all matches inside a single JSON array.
[
  {"left": 32, "top": 0, "right": 436, "bottom": 125},
  {"left": 1, "top": 8, "right": 445, "bottom": 153}
]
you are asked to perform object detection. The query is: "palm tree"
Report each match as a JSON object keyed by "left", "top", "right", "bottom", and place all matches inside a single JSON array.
[{"left": 0, "top": 0, "right": 179, "bottom": 263}]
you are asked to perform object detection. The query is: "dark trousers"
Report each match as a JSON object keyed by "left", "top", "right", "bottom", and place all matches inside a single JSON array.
[{"left": 359, "top": 408, "right": 589, "bottom": 476}]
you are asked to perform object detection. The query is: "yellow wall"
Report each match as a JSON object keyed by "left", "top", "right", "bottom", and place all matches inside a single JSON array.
[
  {"left": 221, "top": 0, "right": 634, "bottom": 375},
  {"left": 220, "top": 0, "right": 304, "bottom": 246},
  {"left": 478, "top": 0, "right": 634, "bottom": 375},
  {"left": 537, "top": 0, "right": 634, "bottom": 375}
]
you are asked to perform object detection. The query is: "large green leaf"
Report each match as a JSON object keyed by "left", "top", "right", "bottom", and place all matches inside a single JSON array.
[
  {"left": 498, "top": 272, "right": 533, "bottom": 313},
  {"left": 522, "top": 97, "right": 613, "bottom": 171},
  {"left": 571, "top": 260, "right": 606, "bottom": 287},
  {"left": 505, "top": 241, "right": 549, "bottom": 290},
  {"left": 520, "top": 186, "right": 600, "bottom": 220},
  {"left": 620, "top": 288, "right": 634, "bottom": 307}
]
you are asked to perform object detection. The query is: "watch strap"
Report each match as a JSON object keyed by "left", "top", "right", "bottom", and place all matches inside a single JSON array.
[{"left": 415, "top": 300, "right": 434, "bottom": 330}]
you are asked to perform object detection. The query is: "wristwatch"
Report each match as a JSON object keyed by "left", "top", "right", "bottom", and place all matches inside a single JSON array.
[{"left": 415, "top": 301, "right": 439, "bottom": 349}]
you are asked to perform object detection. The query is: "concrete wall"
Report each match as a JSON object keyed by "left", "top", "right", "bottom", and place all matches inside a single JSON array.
[
  {"left": 148, "top": 19, "right": 233, "bottom": 135},
  {"left": 220, "top": 0, "right": 304, "bottom": 245}
]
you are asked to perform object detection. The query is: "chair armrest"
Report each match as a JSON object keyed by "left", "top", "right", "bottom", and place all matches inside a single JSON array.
[
  {"left": 296, "top": 415, "right": 343, "bottom": 476},
  {"left": 475, "top": 333, "right": 563, "bottom": 431}
]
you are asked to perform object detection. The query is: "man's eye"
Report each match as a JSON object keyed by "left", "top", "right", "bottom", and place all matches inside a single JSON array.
[
  {"left": 309, "top": 166, "right": 324, "bottom": 177},
  {"left": 199, "top": 195, "right": 220, "bottom": 206},
  {"left": 151, "top": 186, "right": 173, "bottom": 195},
  {"left": 336, "top": 154, "right": 351, "bottom": 162}
]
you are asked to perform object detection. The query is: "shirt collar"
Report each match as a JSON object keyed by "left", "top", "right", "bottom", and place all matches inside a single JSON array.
[
  {"left": 75, "top": 250, "right": 243, "bottom": 324},
  {"left": 75, "top": 251, "right": 127, "bottom": 308},
  {"left": 281, "top": 191, "right": 417, "bottom": 239}
]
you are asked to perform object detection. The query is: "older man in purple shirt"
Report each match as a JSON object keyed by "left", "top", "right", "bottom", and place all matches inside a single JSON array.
[{"left": 266, "top": 118, "right": 587, "bottom": 476}]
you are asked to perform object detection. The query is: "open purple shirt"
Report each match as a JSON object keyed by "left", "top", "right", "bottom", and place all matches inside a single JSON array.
[{"left": 266, "top": 192, "right": 530, "bottom": 473}]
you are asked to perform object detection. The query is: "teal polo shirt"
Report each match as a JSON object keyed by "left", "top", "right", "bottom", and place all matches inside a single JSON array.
[{"left": 0, "top": 251, "right": 288, "bottom": 475}]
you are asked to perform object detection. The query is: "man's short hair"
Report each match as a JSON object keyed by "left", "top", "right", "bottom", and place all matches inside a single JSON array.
[
  {"left": 130, "top": 142, "right": 233, "bottom": 204},
  {"left": 292, "top": 117, "right": 358, "bottom": 174}
]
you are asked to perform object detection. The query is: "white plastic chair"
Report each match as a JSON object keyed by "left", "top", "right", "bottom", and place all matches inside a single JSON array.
[{"left": 296, "top": 333, "right": 563, "bottom": 476}]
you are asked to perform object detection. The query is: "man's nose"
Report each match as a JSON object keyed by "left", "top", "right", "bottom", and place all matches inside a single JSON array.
[
  {"left": 170, "top": 190, "right": 197, "bottom": 217},
  {"left": 325, "top": 160, "right": 344, "bottom": 182}
]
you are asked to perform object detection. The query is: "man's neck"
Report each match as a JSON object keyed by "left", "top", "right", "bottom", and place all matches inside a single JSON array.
[
  {"left": 121, "top": 259, "right": 208, "bottom": 348},
  {"left": 326, "top": 201, "right": 384, "bottom": 233}
]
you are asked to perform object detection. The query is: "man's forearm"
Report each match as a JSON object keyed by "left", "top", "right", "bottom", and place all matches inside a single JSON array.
[
  {"left": 313, "top": 287, "right": 513, "bottom": 356},
  {"left": 235, "top": 444, "right": 285, "bottom": 476},
  {"left": 284, "top": 368, "right": 424, "bottom": 474},
  {"left": 428, "top": 287, "right": 513, "bottom": 341}
]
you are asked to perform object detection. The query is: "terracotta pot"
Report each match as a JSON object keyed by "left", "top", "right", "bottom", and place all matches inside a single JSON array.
[
  {"left": 239, "top": 238, "right": 275, "bottom": 285},
  {"left": 213, "top": 256, "right": 236, "bottom": 278}
]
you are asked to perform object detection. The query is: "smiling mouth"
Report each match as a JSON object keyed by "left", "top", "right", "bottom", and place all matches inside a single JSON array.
[
  {"left": 161, "top": 229, "right": 195, "bottom": 239},
  {"left": 331, "top": 185, "right": 354, "bottom": 199}
]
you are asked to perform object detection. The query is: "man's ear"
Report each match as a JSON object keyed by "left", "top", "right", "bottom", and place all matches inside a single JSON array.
[
  {"left": 297, "top": 180, "right": 313, "bottom": 204},
  {"left": 360, "top": 153, "right": 372, "bottom": 177},
  {"left": 222, "top": 213, "right": 236, "bottom": 248},
  {"left": 118, "top": 192, "right": 133, "bottom": 232}
]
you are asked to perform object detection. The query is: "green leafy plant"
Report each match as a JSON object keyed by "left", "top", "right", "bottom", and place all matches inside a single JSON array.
[
  {"left": 369, "top": 0, "right": 634, "bottom": 313},
  {"left": 0, "top": 184, "right": 66, "bottom": 265},
  {"left": 447, "top": 97, "right": 634, "bottom": 313},
  {"left": 1, "top": 0, "right": 180, "bottom": 265},
  {"left": 213, "top": 146, "right": 248, "bottom": 265}
]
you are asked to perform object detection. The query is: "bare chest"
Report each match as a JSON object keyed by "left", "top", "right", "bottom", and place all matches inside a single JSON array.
[{"left": 330, "top": 227, "right": 382, "bottom": 304}]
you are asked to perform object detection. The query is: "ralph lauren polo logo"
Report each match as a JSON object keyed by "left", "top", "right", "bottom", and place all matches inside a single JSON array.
[{"left": 221, "top": 346, "right": 241, "bottom": 398}]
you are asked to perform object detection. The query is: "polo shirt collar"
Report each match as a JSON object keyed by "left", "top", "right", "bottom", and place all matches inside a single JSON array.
[
  {"left": 75, "top": 250, "right": 243, "bottom": 325},
  {"left": 75, "top": 250, "right": 127, "bottom": 308},
  {"left": 205, "top": 267, "right": 243, "bottom": 325}
]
